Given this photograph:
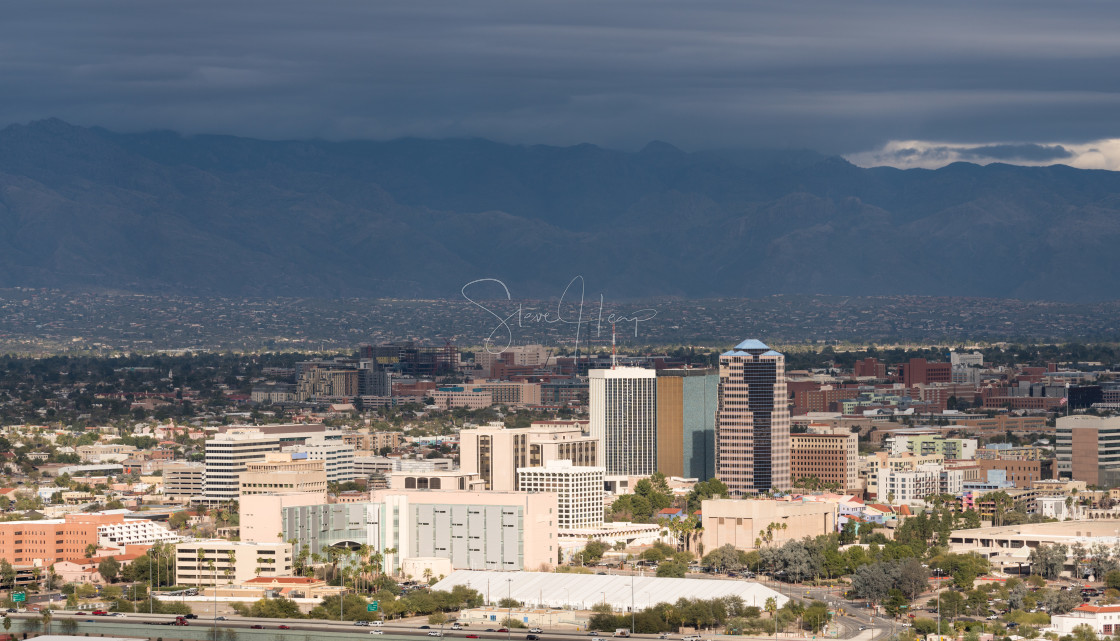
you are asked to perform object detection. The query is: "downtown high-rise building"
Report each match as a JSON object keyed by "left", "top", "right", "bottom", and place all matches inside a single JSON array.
[
  {"left": 589, "top": 367, "right": 658, "bottom": 476},
  {"left": 716, "top": 339, "right": 790, "bottom": 495},
  {"left": 656, "top": 368, "right": 718, "bottom": 480}
]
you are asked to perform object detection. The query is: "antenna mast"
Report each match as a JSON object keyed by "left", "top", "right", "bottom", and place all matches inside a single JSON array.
[{"left": 611, "top": 322, "right": 617, "bottom": 370}]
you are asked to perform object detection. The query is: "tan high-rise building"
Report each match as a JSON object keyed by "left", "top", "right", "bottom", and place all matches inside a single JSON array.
[
  {"left": 716, "top": 339, "right": 790, "bottom": 495},
  {"left": 1056, "top": 415, "right": 1120, "bottom": 487},
  {"left": 459, "top": 420, "right": 597, "bottom": 491},
  {"left": 789, "top": 429, "right": 859, "bottom": 493}
]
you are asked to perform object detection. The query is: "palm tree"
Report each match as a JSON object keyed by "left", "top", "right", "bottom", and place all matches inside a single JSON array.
[
  {"left": 371, "top": 551, "right": 384, "bottom": 579},
  {"left": 196, "top": 548, "right": 207, "bottom": 589},
  {"left": 41, "top": 609, "right": 52, "bottom": 636},
  {"left": 224, "top": 550, "right": 236, "bottom": 585},
  {"left": 764, "top": 597, "right": 777, "bottom": 639}
]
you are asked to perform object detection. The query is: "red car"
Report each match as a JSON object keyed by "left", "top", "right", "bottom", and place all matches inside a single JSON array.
[
  {"left": 498, "top": 629, "right": 509, "bottom": 633},
  {"left": 467, "top": 636, "right": 482, "bottom": 639},
  {"left": 279, "top": 625, "right": 291, "bottom": 630},
  {"left": 92, "top": 611, "right": 108, "bottom": 616}
]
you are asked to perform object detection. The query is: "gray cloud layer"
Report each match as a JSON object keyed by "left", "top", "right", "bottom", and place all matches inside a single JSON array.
[{"left": 2, "top": 1, "right": 1120, "bottom": 155}]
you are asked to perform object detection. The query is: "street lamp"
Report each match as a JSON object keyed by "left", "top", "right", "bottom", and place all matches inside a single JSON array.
[{"left": 507, "top": 579, "right": 513, "bottom": 641}]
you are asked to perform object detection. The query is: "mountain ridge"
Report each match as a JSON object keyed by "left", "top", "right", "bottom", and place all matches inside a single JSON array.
[{"left": 1, "top": 119, "right": 1119, "bottom": 301}]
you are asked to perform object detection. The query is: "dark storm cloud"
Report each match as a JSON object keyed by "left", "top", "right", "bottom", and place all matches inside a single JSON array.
[{"left": 1, "top": 0, "right": 1119, "bottom": 153}]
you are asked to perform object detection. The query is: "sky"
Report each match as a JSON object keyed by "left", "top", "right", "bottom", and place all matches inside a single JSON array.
[{"left": 3, "top": 0, "right": 1120, "bottom": 169}]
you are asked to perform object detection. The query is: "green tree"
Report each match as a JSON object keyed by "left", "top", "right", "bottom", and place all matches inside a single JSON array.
[
  {"left": 98, "top": 556, "right": 121, "bottom": 583},
  {"left": 656, "top": 561, "right": 687, "bottom": 578},
  {"left": 1029, "top": 544, "right": 1068, "bottom": 579},
  {"left": 576, "top": 540, "right": 608, "bottom": 565}
]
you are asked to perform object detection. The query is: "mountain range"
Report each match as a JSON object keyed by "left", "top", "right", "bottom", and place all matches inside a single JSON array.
[{"left": 1, "top": 118, "right": 1118, "bottom": 301}]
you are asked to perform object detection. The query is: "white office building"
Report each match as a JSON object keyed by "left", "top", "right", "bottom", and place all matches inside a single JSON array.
[
  {"left": 517, "top": 459, "right": 605, "bottom": 529},
  {"left": 589, "top": 367, "right": 657, "bottom": 476},
  {"left": 203, "top": 429, "right": 282, "bottom": 502},
  {"left": 283, "top": 437, "right": 356, "bottom": 483}
]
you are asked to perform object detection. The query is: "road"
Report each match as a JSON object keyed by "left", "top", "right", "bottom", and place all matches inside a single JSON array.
[{"left": 0, "top": 580, "right": 901, "bottom": 641}]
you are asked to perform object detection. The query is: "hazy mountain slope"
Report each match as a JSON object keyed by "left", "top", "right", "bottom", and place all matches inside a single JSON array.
[{"left": 1, "top": 119, "right": 1119, "bottom": 300}]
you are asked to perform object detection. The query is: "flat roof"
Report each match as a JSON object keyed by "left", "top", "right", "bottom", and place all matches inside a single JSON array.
[{"left": 432, "top": 569, "right": 788, "bottom": 611}]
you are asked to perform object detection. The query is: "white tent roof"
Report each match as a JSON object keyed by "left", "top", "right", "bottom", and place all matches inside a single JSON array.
[{"left": 431, "top": 570, "right": 789, "bottom": 612}]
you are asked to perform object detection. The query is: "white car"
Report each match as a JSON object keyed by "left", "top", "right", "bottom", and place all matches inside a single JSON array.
[
  {"left": 428, "top": 632, "right": 443, "bottom": 637},
  {"left": 529, "top": 629, "right": 543, "bottom": 634},
  {"left": 110, "top": 613, "right": 126, "bottom": 617}
]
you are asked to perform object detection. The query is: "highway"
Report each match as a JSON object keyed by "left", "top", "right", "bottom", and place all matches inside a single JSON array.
[{"left": 3, "top": 584, "right": 899, "bottom": 641}]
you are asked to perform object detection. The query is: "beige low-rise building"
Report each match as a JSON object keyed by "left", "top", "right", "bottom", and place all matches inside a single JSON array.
[
  {"left": 389, "top": 469, "right": 485, "bottom": 491},
  {"left": 701, "top": 499, "right": 836, "bottom": 552},
  {"left": 239, "top": 452, "right": 328, "bottom": 496},
  {"left": 163, "top": 462, "right": 205, "bottom": 500},
  {"left": 174, "top": 540, "right": 293, "bottom": 586},
  {"left": 948, "top": 520, "right": 1120, "bottom": 576}
]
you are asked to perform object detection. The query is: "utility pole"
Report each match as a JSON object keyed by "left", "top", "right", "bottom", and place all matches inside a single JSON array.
[{"left": 630, "top": 569, "right": 635, "bottom": 633}]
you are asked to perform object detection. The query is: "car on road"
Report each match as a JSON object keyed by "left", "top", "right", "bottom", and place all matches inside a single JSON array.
[
  {"left": 421, "top": 625, "right": 431, "bottom": 629},
  {"left": 428, "top": 631, "right": 442, "bottom": 637},
  {"left": 92, "top": 610, "right": 108, "bottom": 616},
  {"left": 486, "top": 629, "right": 496, "bottom": 632},
  {"left": 370, "top": 631, "right": 384, "bottom": 635},
  {"left": 658, "top": 635, "right": 672, "bottom": 639},
  {"left": 279, "top": 625, "right": 291, "bottom": 630},
  {"left": 527, "top": 636, "right": 540, "bottom": 640},
  {"left": 251, "top": 625, "right": 265, "bottom": 629},
  {"left": 529, "top": 628, "right": 542, "bottom": 633},
  {"left": 591, "top": 637, "right": 605, "bottom": 641},
  {"left": 682, "top": 636, "right": 701, "bottom": 641},
  {"left": 498, "top": 628, "right": 509, "bottom": 633},
  {"left": 185, "top": 614, "right": 199, "bottom": 619},
  {"left": 452, "top": 624, "right": 464, "bottom": 630},
  {"left": 356, "top": 621, "right": 371, "bottom": 626},
  {"left": 217, "top": 617, "right": 228, "bottom": 621},
  {"left": 466, "top": 635, "right": 481, "bottom": 639}
]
